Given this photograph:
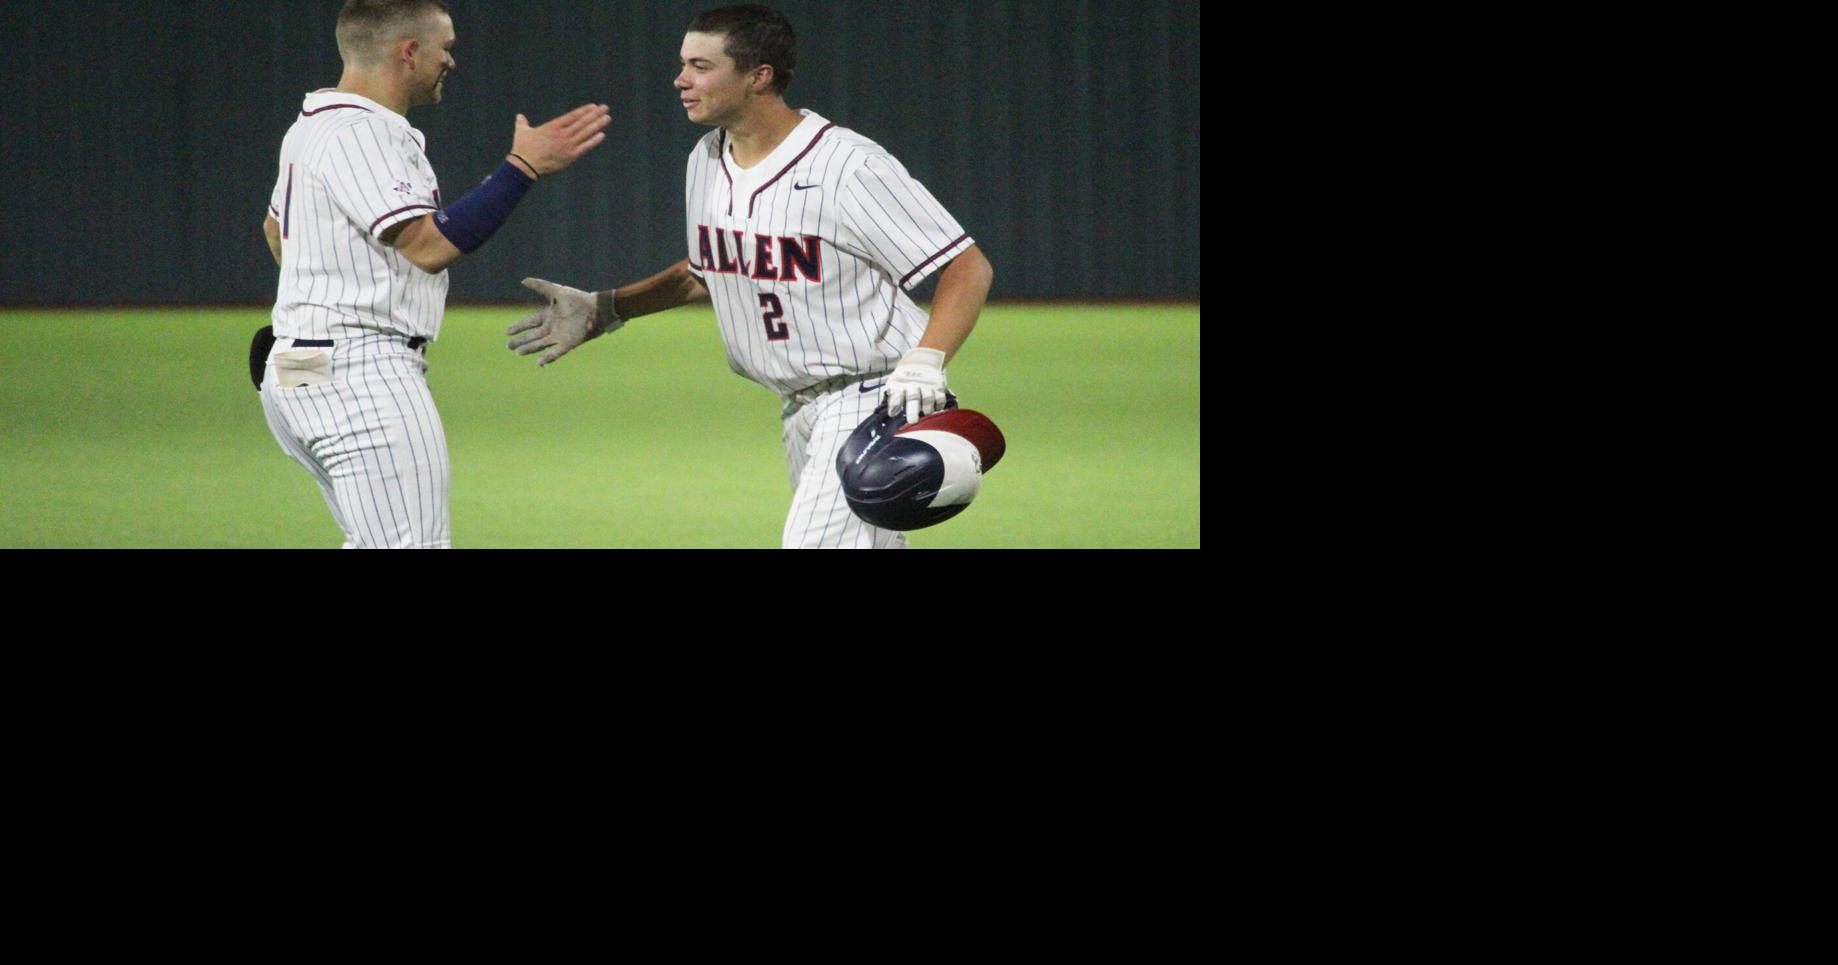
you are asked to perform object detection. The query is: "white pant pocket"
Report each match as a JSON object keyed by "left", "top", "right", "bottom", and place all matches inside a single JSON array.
[{"left": 273, "top": 349, "right": 332, "bottom": 388}]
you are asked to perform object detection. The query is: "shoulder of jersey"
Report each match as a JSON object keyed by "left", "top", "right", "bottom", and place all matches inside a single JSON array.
[
  {"left": 298, "top": 110, "right": 404, "bottom": 167},
  {"left": 300, "top": 105, "right": 388, "bottom": 132},
  {"left": 823, "top": 124, "right": 884, "bottom": 154},
  {"left": 822, "top": 128, "right": 905, "bottom": 190}
]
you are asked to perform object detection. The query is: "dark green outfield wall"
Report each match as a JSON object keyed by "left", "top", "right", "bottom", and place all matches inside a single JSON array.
[{"left": 0, "top": 0, "right": 1199, "bottom": 304}]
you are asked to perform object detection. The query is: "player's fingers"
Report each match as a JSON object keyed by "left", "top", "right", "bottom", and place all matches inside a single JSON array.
[
  {"left": 509, "top": 327, "right": 551, "bottom": 352},
  {"left": 571, "top": 117, "right": 611, "bottom": 148},
  {"left": 556, "top": 103, "right": 607, "bottom": 131},
  {"left": 573, "top": 131, "right": 608, "bottom": 157},
  {"left": 887, "top": 386, "right": 915, "bottom": 424},
  {"left": 516, "top": 112, "right": 530, "bottom": 132},
  {"left": 538, "top": 345, "right": 571, "bottom": 366},
  {"left": 522, "top": 277, "right": 562, "bottom": 300},
  {"left": 506, "top": 310, "right": 545, "bottom": 335},
  {"left": 556, "top": 113, "right": 608, "bottom": 145}
]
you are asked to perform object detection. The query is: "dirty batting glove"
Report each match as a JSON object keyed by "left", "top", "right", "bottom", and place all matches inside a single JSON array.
[{"left": 506, "top": 277, "right": 624, "bottom": 366}]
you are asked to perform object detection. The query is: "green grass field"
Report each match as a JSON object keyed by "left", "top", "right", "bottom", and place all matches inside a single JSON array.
[{"left": 0, "top": 305, "right": 1198, "bottom": 547}]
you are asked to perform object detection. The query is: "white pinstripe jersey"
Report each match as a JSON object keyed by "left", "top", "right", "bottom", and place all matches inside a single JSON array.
[
  {"left": 683, "top": 111, "right": 974, "bottom": 397},
  {"left": 267, "top": 90, "right": 447, "bottom": 341}
]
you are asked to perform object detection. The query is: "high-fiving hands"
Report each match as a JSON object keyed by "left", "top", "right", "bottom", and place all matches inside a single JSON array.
[
  {"left": 509, "top": 104, "right": 611, "bottom": 177},
  {"left": 507, "top": 278, "right": 623, "bottom": 366}
]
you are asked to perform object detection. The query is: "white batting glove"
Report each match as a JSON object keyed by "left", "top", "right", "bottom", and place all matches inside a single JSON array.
[
  {"left": 882, "top": 347, "right": 949, "bottom": 423},
  {"left": 507, "top": 277, "right": 624, "bottom": 366}
]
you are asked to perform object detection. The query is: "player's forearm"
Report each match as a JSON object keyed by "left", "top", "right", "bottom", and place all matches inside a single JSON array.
[
  {"left": 917, "top": 245, "right": 993, "bottom": 364},
  {"left": 386, "top": 215, "right": 466, "bottom": 274},
  {"left": 263, "top": 215, "right": 282, "bottom": 266},
  {"left": 389, "top": 156, "right": 547, "bottom": 274},
  {"left": 608, "top": 259, "right": 710, "bottom": 320}
]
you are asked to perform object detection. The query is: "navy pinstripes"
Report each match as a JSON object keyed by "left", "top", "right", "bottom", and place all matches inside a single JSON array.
[
  {"left": 811, "top": 145, "right": 859, "bottom": 376},
  {"left": 683, "top": 113, "right": 965, "bottom": 548},
  {"left": 843, "top": 156, "right": 966, "bottom": 290},
  {"left": 263, "top": 93, "right": 452, "bottom": 547},
  {"left": 718, "top": 130, "right": 734, "bottom": 215},
  {"left": 275, "top": 105, "right": 444, "bottom": 343},
  {"left": 831, "top": 147, "right": 884, "bottom": 373},
  {"left": 780, "top": 387, "right": 903, "bottom": 549},
  {"left": 342, "top": 364, "right": 410, "bottom": 537},
  {"left": 687, "top": 119, "right": 970, "bottom": 399},
  {"left": 361, "top": 347, "right": 446, "bottom": 542},
  {"left": 261, "top": 376, "right": 353, "bottom": 541},
  {"left": 262, "top": 340, "right": 449, "bottom": 547},
  {"left": 289, "top": 375, "right": 388, "bottom": 543}
]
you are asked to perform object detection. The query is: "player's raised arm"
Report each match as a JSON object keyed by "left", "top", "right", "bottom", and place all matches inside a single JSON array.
[
  {"left": 507, "top": 260, "right": 709, "bottom": 367},
  {"left": 386, "top": 104, "right": 612, "bottom": 274}
]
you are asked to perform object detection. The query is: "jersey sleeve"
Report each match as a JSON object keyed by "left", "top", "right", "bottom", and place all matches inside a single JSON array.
[
  {"left": 268, "top": 169, "right": 284, "bottom": 220},
  {"left": 837, "top": 153, "right": 973, "bottom": 291},
  {"left": 313, "top": 117, "right": 440, "bottom": 240}
]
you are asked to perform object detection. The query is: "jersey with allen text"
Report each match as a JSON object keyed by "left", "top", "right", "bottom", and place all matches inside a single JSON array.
[{"left": 683, "top": 110, "right": 974, "bottom": 397}]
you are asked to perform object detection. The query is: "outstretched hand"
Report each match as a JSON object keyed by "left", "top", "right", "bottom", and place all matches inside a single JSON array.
[
  {"left": 507, "top": 277, "right": 623, "bottom": 366},
  {"left": 511, "top": 104, "right": 611, "bottom": 176}
]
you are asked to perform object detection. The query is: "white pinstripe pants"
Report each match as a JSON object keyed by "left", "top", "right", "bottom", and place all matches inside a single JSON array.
[
  {"left": 260, "top": 334, "right": 451, "bottom": 549},
  {"left": 781, "top": 380, "right": 907, "bottom": 550}
]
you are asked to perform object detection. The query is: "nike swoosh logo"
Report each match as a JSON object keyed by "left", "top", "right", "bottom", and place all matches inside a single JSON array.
[
  {"left": 793, "top": 182, "right": 820, "bottom": 190},
  {"left": 859, "top": 380, "right": 884, "bottom": 393}
]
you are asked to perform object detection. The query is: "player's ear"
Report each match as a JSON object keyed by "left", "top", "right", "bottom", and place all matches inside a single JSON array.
[
  {"left": 397, "top": 37, "right": 420, "bottom": 68},
  {"left": 751, "top": 64, "right": 774, "bottom": 95}
]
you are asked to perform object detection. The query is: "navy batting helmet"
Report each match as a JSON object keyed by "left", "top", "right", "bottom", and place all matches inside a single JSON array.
[{"left": 835, "top": 401, "right": 1007, "bottom": 531}]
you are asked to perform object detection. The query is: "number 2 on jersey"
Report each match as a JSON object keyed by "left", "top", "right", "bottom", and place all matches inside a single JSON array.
[{"left": 758, "top": 293, "right": 789, "bottom": 341}]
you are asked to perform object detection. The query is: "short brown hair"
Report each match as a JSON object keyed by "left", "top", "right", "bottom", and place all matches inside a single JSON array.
[
  {"left": 689, "top": 5, "right": 798, "bottom": 94},
  {"left": 336, "top": 0, "right": 449, "bottom": 64}
]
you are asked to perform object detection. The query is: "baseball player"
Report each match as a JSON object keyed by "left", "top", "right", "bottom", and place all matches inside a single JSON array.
[
  {"left": 259, "top": 0, "right": 609, "bottom": 548},
  {"left": 508, "top": 3, "right": 994, "bottom": 549}
]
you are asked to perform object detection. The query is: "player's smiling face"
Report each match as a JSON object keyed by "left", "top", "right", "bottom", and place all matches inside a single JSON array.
[
  {"left": 677, "top": 31, "right": 757, "bottom": 128},
  {"left": 408, "top": 13, "right": 457, "bottom": 107}
]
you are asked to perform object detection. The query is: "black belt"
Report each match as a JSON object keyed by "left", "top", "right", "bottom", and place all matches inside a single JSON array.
[{"left": 292, "top": 336, "right": 428, "bottom": 350}]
